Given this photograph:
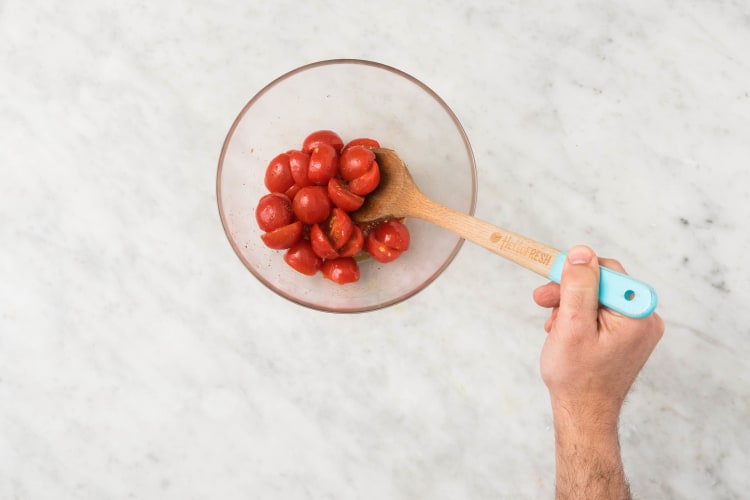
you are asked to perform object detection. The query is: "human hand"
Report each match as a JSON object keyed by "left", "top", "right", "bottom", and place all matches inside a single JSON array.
[
  {"left": 533, "top": 245, "right": 664, "bottom": 499},
  {"left": 533, "top": 245, "right": 664, "bottom": 423}
]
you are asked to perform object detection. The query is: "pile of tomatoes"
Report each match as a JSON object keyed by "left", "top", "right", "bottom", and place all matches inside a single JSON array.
[{"left": 255, "top": 130, "right": 410, "bottom": 284}]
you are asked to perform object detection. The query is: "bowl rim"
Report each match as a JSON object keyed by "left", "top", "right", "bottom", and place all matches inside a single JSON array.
[{"left": 216, "top": 58, "right": 478, "bottom": 313}]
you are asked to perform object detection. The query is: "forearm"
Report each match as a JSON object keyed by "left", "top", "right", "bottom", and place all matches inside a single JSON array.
[{"left": 552, "top": 407, "right": 631, "bottom": 500}]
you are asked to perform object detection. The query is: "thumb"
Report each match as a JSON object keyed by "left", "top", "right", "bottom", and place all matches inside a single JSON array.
[{"left": 557, "top": 245, "right": 600, "bottom": 336}]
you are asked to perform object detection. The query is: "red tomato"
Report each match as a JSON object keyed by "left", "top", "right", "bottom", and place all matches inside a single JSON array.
[
  {"left": 343, "top": 137, "right": 380, "bottom": 152},
  {"left": 327, "top": 177, "right": 364, "bottom": 212},
  {"left": 261, "top": 220, "right": 303, "bottom": 249},
  {"left": 255, "top": 193, "right": 293, "bottom": 232},
  {"left": 309, "top": 208, "right": 354, "bottom": 257},
  {"left": 284, "top": 240, "right": 323, "bottom": 276},
  {"left": 264, "top": 153, "right": 294, "bottom": 193},
  {"left": 339, "top": 145, "right": 375, "bottom": 181},
  {"left": 309, "top": 223, "right": 339, "bottom": 259},
  {"left": 321, "top": 257, "right": 360, "bottom": 284},
  {"left": 337, "top": 225, "right": 364, "bottom": 257},
  {"left": 325, "top": 208, "right": 353, "bottom": 250},
  {"left": 284, "top": 183, "right": 302, "bottom": 200},
  {"left": 348, "top": 161, "right": 380, "bottom": 196},
  {"left": 292, "top": 185, "right": 331, "bottom": 224},
  {"left": 288, "top": 149, "right": 312, "bottom": 187},
  {"left": 366, "top": 218, "right": 410, "bottom": 263},
  {"left": 366, "top": 235, "right": 401, "bottom": 263},
  {"left": 374, "top": 218, "right": 410, "bottom": 250},
  {"left": 302, "top": 130, "right": 344, "bottom": 154},
  {"left": 307, "top": 143, "right": 339, "bottom": 185}
]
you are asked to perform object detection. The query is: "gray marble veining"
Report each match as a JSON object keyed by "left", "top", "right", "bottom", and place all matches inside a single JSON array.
[{"left": 2, "top": 0, "right": 749, "bottom": 498}]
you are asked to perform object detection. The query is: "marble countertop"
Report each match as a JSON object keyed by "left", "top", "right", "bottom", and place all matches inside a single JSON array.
[{"left": 2, "top": 1, "right": 749, "bottom": 498}]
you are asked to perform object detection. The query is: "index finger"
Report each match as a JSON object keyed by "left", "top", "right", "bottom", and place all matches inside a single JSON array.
[{"left": 599, "top": 257, "right": 626, "bottom": 274}]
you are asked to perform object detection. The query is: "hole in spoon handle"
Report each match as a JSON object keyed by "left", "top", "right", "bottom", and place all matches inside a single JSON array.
[{"left": 548, "top": 252, "right": 658, "bottom": 319}]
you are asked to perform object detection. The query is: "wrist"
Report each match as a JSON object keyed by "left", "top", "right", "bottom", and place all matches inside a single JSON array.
[
  {"left": 550, "top": 398, "right": 621, "bottom": 446},
  {"left": 550, "top": 392, "right": 622, "bottom": 425}
]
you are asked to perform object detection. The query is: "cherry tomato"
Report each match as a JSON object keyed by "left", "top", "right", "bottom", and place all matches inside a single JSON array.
[
  {"left": 255, "top": 193, "right": 293, "bottom": 232},
  {"left": 284, "top": 240, "right": 323, "bottom": 276},
  {"left": 284, "top": 183, "right": 302, "bottom": 200},
  {"left": 366, "top": 236, "right": 400, "bottom": 263},
  {"left": 337, "top": 225, "right": 364, "bottom": 257},
  {"left": 339, "top": 145, "right": 375, "bottom": 181},
  {"left": 308, "top": 143, "right": 339, "bottom": 185},
  {"left": 309, "top": 223, "right": 339, "bottom": 259},
  {"left": 324, "top": 208, "right": 354, "bottom": 250},
  {"left": 292, "top": 185, "right": 331, "bottom": 224},
  {"left": 264, "top": 153, "right": 294, "bottom": 193},
  {"left": 343, "top": 137, "right": 380, "bottom": 152},
  {"left": 309, "top": 208, "right": 354, "bottom": 257},
  {"left": 302, "top": 130, "right": 344, "bottom": 154},
  {"left": 366, "top": 218, "right": 410, "bottom": 263},
  {"left": 288, "top": 149, "right": 312, "bottom": 187},
  {"left": 321, "top": 257, "right": 360, "bottom": 284},
  {"left": 261, "top": 220, "right": 303, "bottom": 250},
  {"left": 374, "top": 218, "right": 410, "bottom": 250},
  {"left": 348, "top": 161, "right": 380, "bottom": 196},
  {"left": 327, "top": 177, "right": 364, "bottom": 212}
]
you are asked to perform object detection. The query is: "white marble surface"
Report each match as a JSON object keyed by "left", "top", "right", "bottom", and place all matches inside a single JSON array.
[{"left": 2, "top": 0, "right": 749, "bottom": 498}]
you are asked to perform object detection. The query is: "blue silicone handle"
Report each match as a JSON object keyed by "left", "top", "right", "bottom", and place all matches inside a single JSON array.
[{"left": 548, "top": 252, "right": 658, "bottom": 319}]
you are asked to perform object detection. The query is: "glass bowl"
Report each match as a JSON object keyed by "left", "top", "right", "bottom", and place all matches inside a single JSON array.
[{"left": 217, "top": 59, "right": 477, "bottom": 312}]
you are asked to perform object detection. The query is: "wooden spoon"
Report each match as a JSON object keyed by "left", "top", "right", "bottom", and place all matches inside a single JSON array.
[{"left": 352, "top": 148, "right": 658, "bottom": 318}]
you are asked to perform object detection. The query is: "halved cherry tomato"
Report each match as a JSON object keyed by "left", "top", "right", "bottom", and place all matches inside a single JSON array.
[
  {"left": 321, "top": 257, "right": 360, "bottom": 284},
  {"left": 325, "top": 208, "right": 353, "bottom": 250},
  {"left": 255, "top": 193, "right": 294, "bottom": 232},
  {"left": 264, "top": 153, "right": 294, "bottom": 193},
  {"left": 374, "top": 218, "right": 410, "bottom": 250},
  {"left": 337, "top": 225, "right": 364, "bottom": 257},
  {"left": 308, "top": 143, "right": 339, "bottom": 185},
  {"left": 288, "top": 149, "right": 312, "bottom": 187},
  {"left": 309, "top": 208, "right": 353, "bottom": 257},
  {"left": 366, "top": 218, "right": 410, "bottom": 263},
  {"left": 292, "top": 185, "right": 331, "bottom": 224},
  {"left": 284, "top": 183, "right": 302, "bottom": 200},
  {"left": 261, "top": 220, "right": 303, "bottom": 249},
  {"left": 343, "top": 137, "right": 380, "bottom": 152},
  {"left": 309, "top": 223, "right": 339, "bottom": 259},
  {"left": 284, "top": 240, "right": 323, "bottom": 276},
  {"left": 348, "top": 161, "right": 380, "bottom": 196},
  {"left": 366, "top": 235, "right": 401, "bottom": 263},
  {"left": 302, "top": 130, "right": 344, "bottom": 154},
  {"left": 339, "top": 145, "right": 375, "bottom": 181},
  {"left": 327, "top": 177, "right": 364, "bottom": 212}
]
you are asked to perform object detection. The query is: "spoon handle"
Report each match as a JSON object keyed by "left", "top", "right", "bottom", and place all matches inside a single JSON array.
[
  {"left": 411, "top": 195, "right": 658, "bottom": 318},
  {"left": 548, "top": 252, "right": 658, "bottom": 318}
]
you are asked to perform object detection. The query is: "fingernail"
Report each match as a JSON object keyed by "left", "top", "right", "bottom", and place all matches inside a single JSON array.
[{"left": 568, "top": 247, "right": 593, "bottom": 265}]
